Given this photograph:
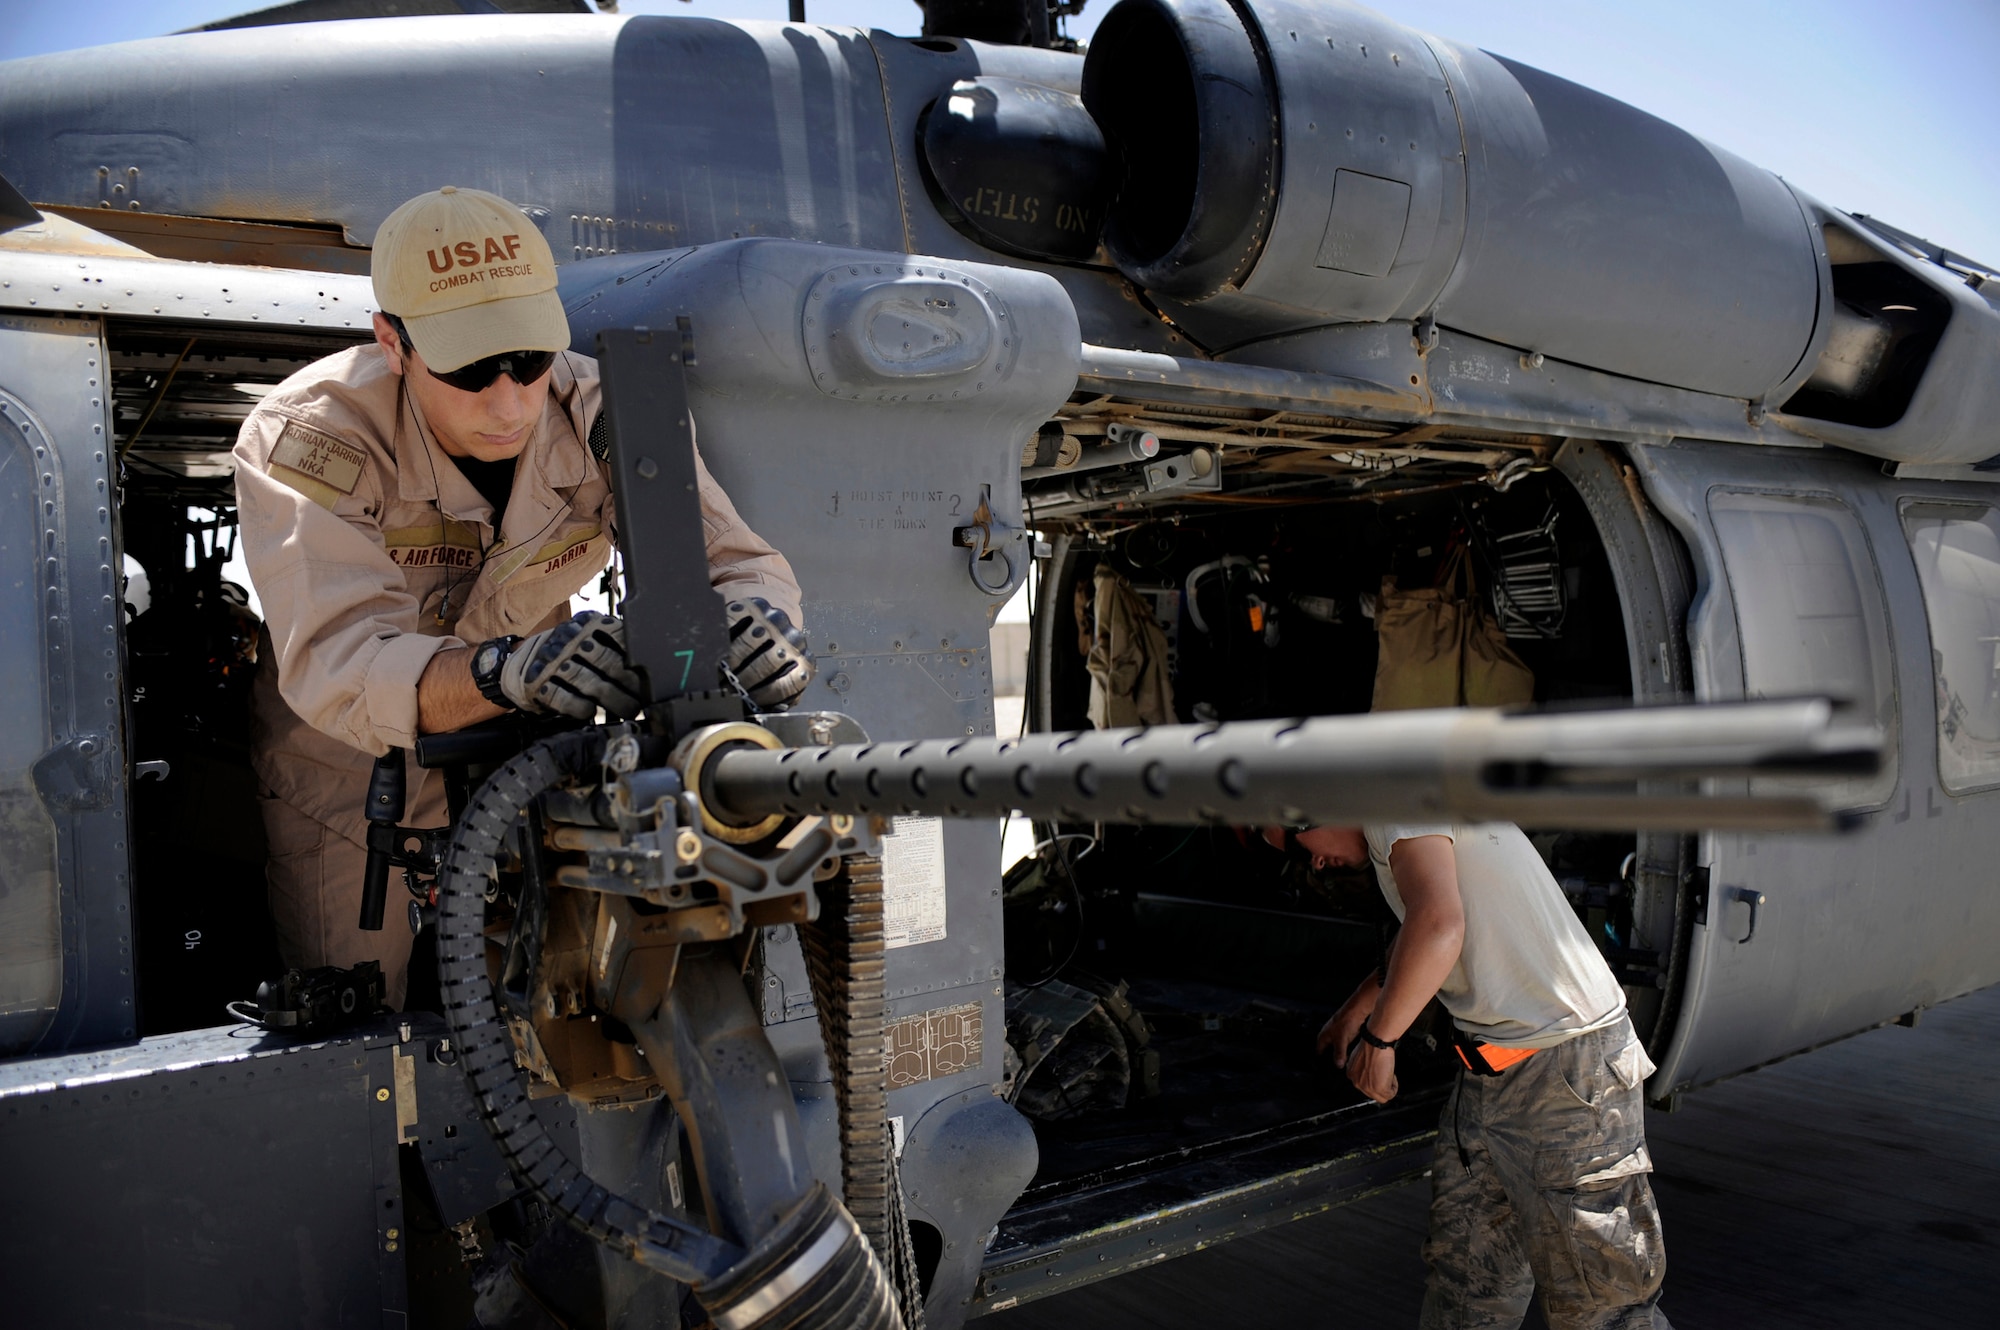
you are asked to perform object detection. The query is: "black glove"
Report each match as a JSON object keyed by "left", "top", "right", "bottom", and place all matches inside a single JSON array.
[
  {"left": 723, "top": 597, "right": 814, "bottom": 710},
  {"left": 490, "top": 612, "right": 646, "bottom": 720}
]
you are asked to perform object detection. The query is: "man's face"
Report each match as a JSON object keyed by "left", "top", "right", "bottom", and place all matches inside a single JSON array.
[
  {"left": 373, "top": 312, "right": 553, "bottom": 463},
  {"left": 1296, "top": 826, "right": 1369, "bottom": 871},
  {"left": 1260, "top": 825, "right": 1370, "bottom": 871}
]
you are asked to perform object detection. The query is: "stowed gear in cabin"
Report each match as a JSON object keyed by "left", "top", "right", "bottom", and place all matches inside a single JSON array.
[
  {"left": 1004, "top": 974, "right": 1159, "bottom": 1121},
  {"left": 1079, "top": 563, "right": 1175, "bottom": 728},
  {"left": 1181, "top": 554, "right": 1279, "bottom": 720},
  {"left": 1373, "top": 540, "right": 1535, "bottom": 711}
]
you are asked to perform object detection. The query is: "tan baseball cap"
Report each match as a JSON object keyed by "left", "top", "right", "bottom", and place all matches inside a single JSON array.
[{"left": 371, "top": 186, "right": 569, "bottom": 373}]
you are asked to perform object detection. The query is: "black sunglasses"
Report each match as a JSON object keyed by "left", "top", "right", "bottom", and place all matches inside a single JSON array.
[{"left": 387, "top": 314, "right": 557, "bottom": 393}]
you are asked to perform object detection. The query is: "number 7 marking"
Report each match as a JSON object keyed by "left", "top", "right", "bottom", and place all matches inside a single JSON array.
[{"left": 674, "top": 649, "right": 695, "bottom": 689}]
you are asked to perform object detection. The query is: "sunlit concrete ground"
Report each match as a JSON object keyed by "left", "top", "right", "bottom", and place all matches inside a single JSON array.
[{"left": 982, "top": 982, "right": 2000, "bottom": 1329}]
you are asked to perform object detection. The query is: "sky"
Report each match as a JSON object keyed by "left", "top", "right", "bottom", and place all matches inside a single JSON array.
[{"left": 3, "top": 0, "right": 1995, "bottom": 261}]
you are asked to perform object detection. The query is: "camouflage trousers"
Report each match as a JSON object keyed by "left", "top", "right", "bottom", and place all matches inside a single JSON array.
[{"left": 1420, "top": 1016, "right": 1670, "bottom": 1330}]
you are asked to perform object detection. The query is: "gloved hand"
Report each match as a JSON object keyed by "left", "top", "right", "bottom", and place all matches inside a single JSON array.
[
  {"left": 493, "top": 612, "right": 646, "bottom": 720},
  {"left": 723, "top": 597, "right": 814, "bottom": 710}
]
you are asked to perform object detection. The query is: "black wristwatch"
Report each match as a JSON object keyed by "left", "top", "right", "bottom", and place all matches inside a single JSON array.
[
  {"left": 471, "top": 635, "right": 522, "bottom": 709},
  {"left": 1356, "top": 1021, "right": 1400, "bottom": 1051}
]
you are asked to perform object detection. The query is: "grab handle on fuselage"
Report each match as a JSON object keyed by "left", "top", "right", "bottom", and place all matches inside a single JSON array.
[{"left": 1727, "top": 886, "right": 1768, "bottom": 944}]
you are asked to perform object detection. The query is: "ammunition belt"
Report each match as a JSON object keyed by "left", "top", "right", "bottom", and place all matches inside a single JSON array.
[{"left": 801, "top": 854, "right": 927, "bottom": 1327}]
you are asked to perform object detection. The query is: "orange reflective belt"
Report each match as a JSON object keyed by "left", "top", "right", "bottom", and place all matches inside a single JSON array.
[{"left": 1456, "top": 1041, "right": 1537, "bottom": 1074}]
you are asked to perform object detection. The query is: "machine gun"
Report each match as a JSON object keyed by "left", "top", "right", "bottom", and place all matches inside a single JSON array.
[{"left": 397, "top": 326, "right": 1876, "bottom": 1330}]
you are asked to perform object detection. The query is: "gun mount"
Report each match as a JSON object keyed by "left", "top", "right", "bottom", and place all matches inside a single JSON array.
[{"left": 432, "top": 727, "right": 905, "bottom": 1329}]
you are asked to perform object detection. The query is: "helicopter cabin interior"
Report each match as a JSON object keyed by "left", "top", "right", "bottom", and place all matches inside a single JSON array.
[{"left": 987, "top": 402, "right": 1663, "bottom": 1209}]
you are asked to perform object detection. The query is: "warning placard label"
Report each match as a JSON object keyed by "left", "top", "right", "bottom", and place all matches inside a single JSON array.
[
  {"left": 882, "top": 815, "right": 947, "bottom": 949},
  {"left": 885, "top": 1001, "right": 983, "bottom": 1088}
]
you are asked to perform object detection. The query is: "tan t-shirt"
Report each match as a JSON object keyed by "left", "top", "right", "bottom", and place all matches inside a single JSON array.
[{"left": 1366, "top": 823, "right": 1630, "bottom": 1050}]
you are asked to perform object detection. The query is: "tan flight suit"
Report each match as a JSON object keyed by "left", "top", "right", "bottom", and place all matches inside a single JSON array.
[{"left": 234, "top": 345, "right": 801, "bottom": 1006}]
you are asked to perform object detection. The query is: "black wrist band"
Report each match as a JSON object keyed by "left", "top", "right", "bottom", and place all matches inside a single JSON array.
[
  {"left": 471, "top": 635, "right": 522, "bottom": 709},
  {"left": 1357, "top": 1020, "right": 1399, "bottom": 1051}
]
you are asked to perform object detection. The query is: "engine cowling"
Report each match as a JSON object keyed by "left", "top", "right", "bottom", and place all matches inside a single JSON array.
[{"left": 1081, "top": 0, "right": 1822, "bottom": 403}]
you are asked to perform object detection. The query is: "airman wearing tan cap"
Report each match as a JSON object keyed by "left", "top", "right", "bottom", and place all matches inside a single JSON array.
[{"left": 233, "top": 186, "right": 812, "bottom": 1007}]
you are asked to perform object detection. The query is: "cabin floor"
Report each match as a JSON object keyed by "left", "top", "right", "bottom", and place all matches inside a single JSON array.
[
  {"left": 984, "top": 980, "right": 2000, "bottom": 1328},
  {"left": 1023, "top": 973, "right": 1456, "bottom": 1194}
]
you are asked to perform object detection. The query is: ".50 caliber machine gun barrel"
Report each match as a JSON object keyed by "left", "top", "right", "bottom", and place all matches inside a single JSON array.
[{"left": 707, "top": 700, "right": 1876, "bottom": 832}]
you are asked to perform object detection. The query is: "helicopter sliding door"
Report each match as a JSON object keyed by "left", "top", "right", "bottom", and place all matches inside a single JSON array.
[
  {"left": 1629, "top": 440, "right": 2000, "bottom": 1096},
  {"left": 0, "top": 312, "right": 133, "bottom": 1056}
]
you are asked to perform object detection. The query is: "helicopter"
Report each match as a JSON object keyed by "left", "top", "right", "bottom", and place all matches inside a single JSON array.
[{"left": 0, "top": 0, "right": 1993, "bottom": 1326}]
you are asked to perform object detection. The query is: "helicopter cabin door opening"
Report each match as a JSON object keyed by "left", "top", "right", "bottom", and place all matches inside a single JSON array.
[
  {"left": 111, "top": 320, "right": 374, "bottom": 1041},
  {"left": 1000, "top": 442, "right": 1658, "bottom": 1202}
]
